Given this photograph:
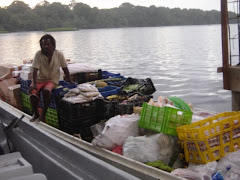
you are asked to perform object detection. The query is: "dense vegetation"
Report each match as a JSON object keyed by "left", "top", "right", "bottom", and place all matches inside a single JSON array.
[{"left": 0, "top": 0, "right": 235, "bottom": 32}]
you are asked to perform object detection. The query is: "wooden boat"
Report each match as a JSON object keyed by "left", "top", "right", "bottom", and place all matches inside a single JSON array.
[{"left": 0, "top": 100, "right": 183, "bottom": 180}]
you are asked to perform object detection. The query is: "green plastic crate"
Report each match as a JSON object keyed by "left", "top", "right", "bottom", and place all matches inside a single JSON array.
[
  {"left": 45, "top": 108, "right": 58, "bottom": 128},
  {"left": 139, "top": 102, "right": 193, "bottom": 136},
  {"left": 21, "top": 92, "right": 33, "bottom": 114}
]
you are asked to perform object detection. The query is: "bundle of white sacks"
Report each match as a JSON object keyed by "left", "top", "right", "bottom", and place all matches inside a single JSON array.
[{"left": 63, "top": 83, "right": 103, "bottom": 103}]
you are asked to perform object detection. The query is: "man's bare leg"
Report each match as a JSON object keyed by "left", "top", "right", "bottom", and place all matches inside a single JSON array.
[
  {"left": 37, "top": 89, "right": 51, "bottom": 122},
  {"left": 30, "top": 95, "right": 39, "bottom": 122}
]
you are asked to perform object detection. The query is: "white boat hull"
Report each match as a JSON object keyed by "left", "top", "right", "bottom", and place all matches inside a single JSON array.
[{"left": 0, "top": 100, "right": 184, "bottom": 180}]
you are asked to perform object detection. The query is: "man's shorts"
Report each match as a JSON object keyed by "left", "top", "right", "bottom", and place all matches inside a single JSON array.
[{"left": 29, "top": 81, "right": 56, "bottom": 97}]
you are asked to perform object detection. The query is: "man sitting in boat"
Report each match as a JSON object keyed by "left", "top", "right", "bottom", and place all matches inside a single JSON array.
[{"left": 29, "top": 34, "right": 73, "bottom": 122}]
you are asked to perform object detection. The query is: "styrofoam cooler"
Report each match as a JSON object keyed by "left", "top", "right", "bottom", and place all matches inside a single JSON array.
[
  {"left": 0, "top": 152, "right": 33, "bottom": 180},
  {"left": 8, "top": 173, "right": 47, "bottom": 180}
]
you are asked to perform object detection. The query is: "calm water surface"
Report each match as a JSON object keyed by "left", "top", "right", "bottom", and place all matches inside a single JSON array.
[{"left": 0, "top": 25, "right": 232, "bottom": 112}]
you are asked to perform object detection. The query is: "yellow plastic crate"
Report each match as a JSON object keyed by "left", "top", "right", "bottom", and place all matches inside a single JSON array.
[{"left": 177, "top": 111, "right": 240, "bottom": 164}]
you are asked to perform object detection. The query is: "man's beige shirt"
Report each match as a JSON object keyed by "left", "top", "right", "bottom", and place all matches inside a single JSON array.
[{"left": 32, "top": 50, "right": 67, "bottom": 85}]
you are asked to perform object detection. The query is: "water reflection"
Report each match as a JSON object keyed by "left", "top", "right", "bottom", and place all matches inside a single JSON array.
[{"left": 0, "top": 25, "right": 231, "bottom": 112}]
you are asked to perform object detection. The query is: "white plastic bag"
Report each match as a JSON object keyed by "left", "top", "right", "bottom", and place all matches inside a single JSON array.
[
  {"left": 123, "top": 136, "right": 160, "bottom": 163},
  {"left": 122, "top": 133, "right": 177, "bottom": 164},
  {"left": 91, "top": 114, "right": 140, "bottom": 150},
  {"left": 188, "top": 161, "right": 218, "bottom": 179},
  {"left": 148, "top": 133, "right": 176, "bottom": 164},
  {"left": 77, "top": 83, "right": 98, "bottom": 92},
  {"left": 171, "top": 161, "right": 217, "bottom": 180},
  {"left": 171, "top": 168, "right": 204, "bottom": 180},
  {"left": 215, "top": 150, "right": 240, "bottom": 179}
]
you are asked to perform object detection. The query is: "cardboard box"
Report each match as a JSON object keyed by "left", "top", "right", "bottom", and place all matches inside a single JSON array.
[
  {"left": 0, "top": 78, "right": 17, "bottom": 99},
  {"left": 0, "top": 64, "right": 21, "bottom": 78},
  {"left": 8, "top": 84, "right": 22, "bottom": 110},
  {"left": 12, "top": 71, "right": 21, "bottom": 77},
  {"left": 0, "top": 67, "right": 10, "bottom": 78}
]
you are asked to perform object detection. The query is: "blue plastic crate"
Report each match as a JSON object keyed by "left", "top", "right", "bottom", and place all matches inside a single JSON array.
[
  {"left": 102, "top": 71, "right": 125, "bottom": 79},
  {"left": 20, "top": 79, "right": 32, "bottom": 94},
  {"left": 52, "top": 81, "right": 77, "bottom": 96},
  {"left": 58, "top": 80, "right": 67, "bottom": 86},
  {"left": 38, "top": 92, "right": 58, "bottom": 109},
  {"left": 98, "top": 85, "right": 121, "bottom": 98},
  {"left": 65, "top": 83, "right": 77, "bottom": 89}
]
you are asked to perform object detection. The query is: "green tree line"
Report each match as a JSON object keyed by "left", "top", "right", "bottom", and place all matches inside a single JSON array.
[{"left": 0, "top": 0, "right": 235, "bottom": 32}]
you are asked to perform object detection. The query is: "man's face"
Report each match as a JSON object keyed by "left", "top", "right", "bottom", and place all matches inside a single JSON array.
[{"left": 41, "top": 39, "right": 54, "bottom": 56}]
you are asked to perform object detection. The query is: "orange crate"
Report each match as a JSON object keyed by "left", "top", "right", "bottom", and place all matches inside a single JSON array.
[{"left": 177, "top": 111, "right": 240, "bottom": 164}]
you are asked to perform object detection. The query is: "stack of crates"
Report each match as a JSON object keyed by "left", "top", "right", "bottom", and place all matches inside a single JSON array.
[
  {"left": 58, "top": 99, "right": 105, "bottom": 141},
  {"left": 19, "top": 78, "right": 77, "bottom": 128},
  {"left": 38, "top": 81, "right": 77, "bottom": 128},
  {"left": 20, "top": 79, "right": 33, "bottom": 115}
]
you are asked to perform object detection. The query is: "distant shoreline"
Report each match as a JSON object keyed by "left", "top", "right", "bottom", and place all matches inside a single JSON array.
[
  {"left": 0, "top": 28, "right": 78, "bottom": 34},
  {"left": 44, "top": 28, "right": 78, "bottom": 32}
]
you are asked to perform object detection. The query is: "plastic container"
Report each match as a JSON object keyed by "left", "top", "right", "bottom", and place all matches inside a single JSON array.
[
  {"left": 139, "top": 102, "right": 192, "bottom": 136},
  {"left": 58, "top": 99, "right": 105, "bottom": 120},
  {"left": 20, "top": 79, "right": 32, "bottom": 94},
  {"left": 21, "top": 92, "right": 33, "bottom": 115},
  {"left": 104, "top": 94, "right": 152, "bottom": 118},
  {"left": 38, "top": 92, "right": 63, "bottom": 110},
  {"left": 121, "top": 77, "right": 156, "bottom": 95},
  {"left": 168, "top": 96, "right": 192, "bottom": 112},
  {"left": 45, "top": 108, "right": 58, "bottom": 128},
  {"left": 58, "top": 116, "right": 98, "bottom": 141},
  {"left": 101, "top": 71, "right": 125, "bottom": 79},
  {"left": 59, "top": 114, "right": 99, "bottom": 127},
  {"left": 107, "top": 81, "right": 125, "bottom": 87},
  {"left": 9, "top": 173, "right": 47, "bottom": 180},
  {"left": 52, "top": 81, "right": 77, "bottom": 97},
  {"left": 133, "top": 106, "right": 142, "bottom": 114},
  {"left": 0, "top": 152, "right": 33, "bottom": 180},
  {"left": 177, "top": 112, "right": 240, "bottom": 164},
  {"left": 90, "top": 121, "right": 105, "bottom": 137},
  {"left": 212, "top": 165, "right": 231, "bottom": 180},
  {"left": 71, "top": 69, "right": 102, "bottom": 84},
  {"left": 98, "top": 85, "right": 121, "bottom": 98}
]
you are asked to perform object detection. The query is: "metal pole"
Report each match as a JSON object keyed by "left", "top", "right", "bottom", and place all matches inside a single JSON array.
[
  {"left": 221, "top": 0, "right": 230, "bottom": 90},
  {"left": 238, "top": 0, "right": 240, "bottom": 65}
]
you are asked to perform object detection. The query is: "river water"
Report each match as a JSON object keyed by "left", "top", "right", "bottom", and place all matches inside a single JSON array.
[{"left": 0, "top": 25, "right": 233, "bottom": 112}]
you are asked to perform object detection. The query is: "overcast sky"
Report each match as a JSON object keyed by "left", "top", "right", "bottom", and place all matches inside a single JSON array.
[{"left": 0, "top": 0, "right": 222, "bottom": 11}]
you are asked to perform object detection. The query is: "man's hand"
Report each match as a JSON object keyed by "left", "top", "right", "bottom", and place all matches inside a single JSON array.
[
  {"left": 68, "top": 79, "right": 76, "bottom": 84},
  {"left": 62, "top": 67, "right": 76, "bottom": 84},
  {"left": 28, "top": 84, "right": 37, "bottom": 94}
]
